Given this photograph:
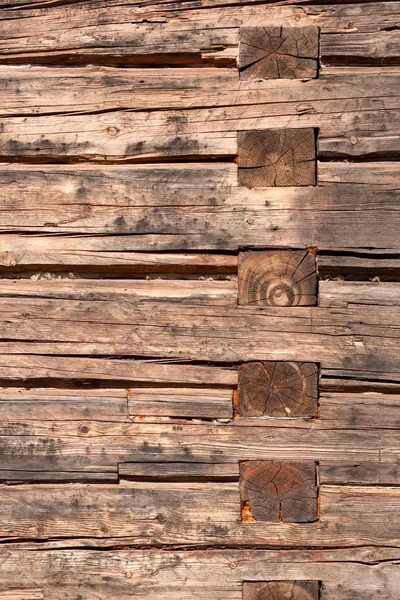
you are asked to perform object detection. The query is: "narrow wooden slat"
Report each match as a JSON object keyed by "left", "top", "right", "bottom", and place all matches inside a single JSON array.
[
  {"left": 0, "top": 279, "right": 238, "bottom": 305},
  {"left": 0, "top": 471, "right": 118, "bottom": 483},
  {"left": 128, "top": 388, "right": 233, "bottom": 419},
  {"left": 118, "top": 462, "right": 239, "bottom": 480}
]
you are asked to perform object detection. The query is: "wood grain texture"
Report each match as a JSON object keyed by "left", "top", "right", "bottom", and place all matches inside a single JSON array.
[
  {"left": 0, "top": 2, "right": 397, "bottom": 65},
  {"left": 0, "top": 163, "right": 399, "bottom": 253},
  {"left": 0, "top": 547, "right": 398, "bottom": 600},
  {"left": 238, "top": 251, "right": 317, "bottom": 306},
  {"left": 1, "top": 483, "right": 399, "bottom": 547},
  {"left": 118, "top": 462, "right": 239, "bottom": 480},
  {"left": 240, "top": 461, "right": 318, "bottom": 523},
  {"left": 239, "top": 26, "right": 319, "bottom": 80},
  {"left": 128, "top": 388, "right": 234, "bottom": 419},
  {"left": 238, "top": 362, "right": 318, "bottom": 417},
  {"left": 0, "top": 72, "right": 397, "bottom": 161},
  {"left": 238, "top": 129, "right": 316, "bottom": 187}
]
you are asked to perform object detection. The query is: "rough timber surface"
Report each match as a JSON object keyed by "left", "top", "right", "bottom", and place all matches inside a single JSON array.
[{"left": 0, "top": 0, "right": 399, "bottom": 598}]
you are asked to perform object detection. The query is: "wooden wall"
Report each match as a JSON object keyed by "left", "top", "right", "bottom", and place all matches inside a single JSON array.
[{"left": 0, "top": 1, "right": 399, "bottom": 598}]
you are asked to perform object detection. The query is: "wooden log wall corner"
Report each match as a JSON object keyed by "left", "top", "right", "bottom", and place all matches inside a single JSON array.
[{"left": 0, "top": 2, "right": 399, "bottom": 599}]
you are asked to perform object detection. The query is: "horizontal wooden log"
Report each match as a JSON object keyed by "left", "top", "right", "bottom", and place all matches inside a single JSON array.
[
  {"left": 128, "top": 388, "right": 234, "bottom": 419},
  {"left": 0, "top": 2, "right": 398, "bottom": 65},
  {"left": 321, "top": 31, "right": 400, "bottom": 65},
  {"left": 0, "top": 356, "right": 237, "bottom": 386},
  {"left": 0, "top": 296, "right": 399, "bottom": 376},
  {"left": 0, "top": 471, "right": 118, "bottom": 483},
  {"left": 319, "top": 281, "right": 400, "bottom": 308},
  {"left": 0, "top": 547, "right": 398, "bottom": 599},
  {"left": 1, "top": 482, "right": 399, "bottom": 547},
  {"left": 1, "top": 72, "right": 397, "bottom": 160},
  {"left": 0, "top": 420, "right": 397, "bottom": 484},
  {"left": 0, "top": 164, "right": 398, "bottom": 252},
  {"left": 0, "top": 67, "right": 397, "bottom": 117}
]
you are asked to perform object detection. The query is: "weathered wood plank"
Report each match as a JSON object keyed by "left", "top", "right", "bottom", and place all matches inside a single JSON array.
[
  {"left": 0, "top": 164, "right": 398, "bottom": 252},
  {"left": 0, "top": 547, "right": 398, "bottom": 600},
  {"left": 0, "top": 355, "right": 237, "bottom": 386},
  {"left": 319, "top": 281, "right": 400, "bottom": 308},
  {"left": 0, "top": 388, "right": 127, "bottom": 421},
  {"left": 318, "top": 256, "right": 400, "bottom": 279},
  {"left": 1, "top": 68, "right": 398, "bottom": 117},
  {"left": 118, "top": 461, "right": 239, "bottom": 480},
  {"left": 0, "top": 279, "right": 238, "bottom": 305},
  {"left": 128, "top": 388, "right": 234, "bottom": 419},
  {"left": 0, "top": 2, "right": 398, "bottom": 65},
  {"left": 0, "top": 297, "right": 398, "bottom": 376},
  {"left": 1, "top": 483, "right": 399, "bottom": 547},
  {"left": 1, "top": 72, "right": 398, "bottom": 160},
  {"left": 0, "top": 421, "right": 395, "bottom": 480}
]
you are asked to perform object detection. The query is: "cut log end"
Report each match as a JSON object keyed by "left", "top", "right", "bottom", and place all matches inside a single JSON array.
[
  {"left": 238, "top": 361, "right": 318, "bottom": 417},
  {"left": 238, "top": 250, "right": 317, "bottom": 306},
  {"left": 239, "top": 26, "right": 319, "bottom": 81},
  {"left": 238, "top": 129, "right": 316, "bottom": 187},
  {"left": 240, "top": 460, "right": 318, "bottom": 523}
]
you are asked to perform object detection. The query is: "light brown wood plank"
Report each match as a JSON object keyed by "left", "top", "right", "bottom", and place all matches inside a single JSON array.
[
  {"left": 0, "top": 297, "right": 398, "bottom": 377},
  {"left": 1, "top": 483, "right": 399, "bottom": 547},
  {"left": 128, "top": 388, "right": 234, "bottom": 419},
  {"left": 0, "top": 547, "right": 398, "bottom": 600},
  {"left": 0, "top": 421, "right": 394, "bottom": 479},
  {"left": 118, "top": 461, "right": 239, "bottom": 480},
  {"left": 0, "top": 388, "right": 127, "bottom": 421},
  {"left": 0, "top": 164, "right": 398, "bottom": 252},
  {"left": 0, "top": 2, "right": 398, "bottom": 65},
  {"left": 319, "top": 281, "right": 400, "bottom": 308},
  {"left": 0, "top": 279, "right": 238, "bottom": 305},
  {"left": 1, "top": 72, "right": 398, "bottom": 160},
  {"left": 0, "top": 355, "right": 237, "bottom": 386}
]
